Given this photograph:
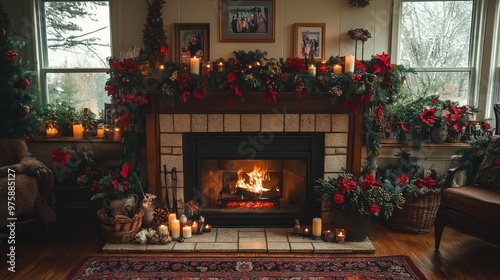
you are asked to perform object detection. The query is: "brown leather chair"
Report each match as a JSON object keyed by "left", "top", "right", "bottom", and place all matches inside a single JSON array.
[
  {"left": 434, "top": 136, "right": 500, "bottom": 250},
  {"left": 0, "top": 138, "right": 56, "bottom": 238}
]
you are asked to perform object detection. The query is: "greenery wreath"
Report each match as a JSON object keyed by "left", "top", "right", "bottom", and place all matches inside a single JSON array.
[{"left": 349, "top": 0, "right": 372, "bottom": 8}]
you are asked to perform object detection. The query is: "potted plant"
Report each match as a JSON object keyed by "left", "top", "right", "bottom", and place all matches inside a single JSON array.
[
  {"left": 379, "top": 150, "right": 446, "bottom": 233},
  {"left": 314, "top": 170, "right": 404, "bottom": 241}
]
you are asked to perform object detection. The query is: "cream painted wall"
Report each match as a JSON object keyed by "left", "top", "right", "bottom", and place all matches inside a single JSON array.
[{"left": 114, "top": 0, "right": 395, "bottom": 62}]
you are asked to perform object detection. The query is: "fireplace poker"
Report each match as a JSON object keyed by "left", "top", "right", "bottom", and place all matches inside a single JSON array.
[{"left": 163, "top": 164, "right": 178, "bottom": 214}]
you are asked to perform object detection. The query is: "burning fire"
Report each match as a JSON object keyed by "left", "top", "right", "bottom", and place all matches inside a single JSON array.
[
  {"left": 236, "top": 166, "right": 270, "bottom": 194},
  {"left": 226, "top": 201, "right": 275, "bottom": 208}
]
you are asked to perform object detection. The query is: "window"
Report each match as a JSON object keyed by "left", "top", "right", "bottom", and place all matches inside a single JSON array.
[
  {"left": 38, "top": 0, "right": 111, "bottom": 116},
  {"left": 394, "top": 0, "right": 478, "bottom": 105}
]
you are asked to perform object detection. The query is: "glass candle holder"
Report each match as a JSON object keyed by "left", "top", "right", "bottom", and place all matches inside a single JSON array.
[
  {"left": 323, "top": 230, "right": 334, "bottom": 242},
  {"left": 335, "top": 228, "right": 346, "bottom": 243},
  {"left": 303, "top": 227, "right": 311, "bottom": 237}
]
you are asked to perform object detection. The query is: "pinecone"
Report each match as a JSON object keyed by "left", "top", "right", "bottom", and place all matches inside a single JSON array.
[{"left": 153, "top": 207, "right": 169, "bottom": 227}]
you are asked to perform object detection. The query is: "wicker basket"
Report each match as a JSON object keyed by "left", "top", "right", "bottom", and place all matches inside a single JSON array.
[
  {"left": 386, "top": 192, "right": 441, "bottom": 233},
  {"left": 97, "top": 208, "right": 144, "bottom": 243}
]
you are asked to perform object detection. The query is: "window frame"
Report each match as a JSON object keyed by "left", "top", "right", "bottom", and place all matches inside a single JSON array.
[{"left": 391, "top": 0, "right": 485, "bottom": 107}]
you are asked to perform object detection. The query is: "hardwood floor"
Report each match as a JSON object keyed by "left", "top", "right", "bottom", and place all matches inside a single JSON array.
[{"left": 2, "top": 209, "right": 499, "bottom": 280}]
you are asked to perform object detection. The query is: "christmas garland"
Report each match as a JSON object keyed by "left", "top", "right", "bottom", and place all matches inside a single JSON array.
[{"left": 349, "top": 0, "right": 372, "bottom": 8}]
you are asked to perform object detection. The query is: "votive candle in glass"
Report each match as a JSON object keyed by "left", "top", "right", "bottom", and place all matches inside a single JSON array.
[{"left": 335, "top": 228, "right": 346, "bottom": 243}]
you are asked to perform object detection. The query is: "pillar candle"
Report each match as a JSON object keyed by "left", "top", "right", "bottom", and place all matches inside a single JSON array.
[
  {"left": 312, "top": 217, "right": 322, "bottom": 237},
  {"left": 97, "top": 128, "right": 104, "bottom": 138},
  {"left": 158, "top": 224, "right": 169, "bottom": 237},
  {"left": 73, "top": 124, "right": 83, "bottom": 140},
  {"left": 308, "top": 64, "right": 316, "bottom": 76},
  {"left": 190, "top": 56, "right": 200, "bottom": 75},
  {"left": 344, "top": 55, "right": 355, "bottom": 73},
  {"left": 168, "top": 213, "right": 176, "bottom": 232},
  {"left": 333, "top": 64, "right": 342, "bottom": 74},
  {"left": 171, "top": 219, "right": 181, "bottom": 239},
  {"left": 113, "top": 127, "right": 121, "bottom": 142},
  {"left": 183, "top": 225, "right": 192, "bottom": 238},
  {"left": 191, "top": 221, "right": 198, "bottom": 233}
]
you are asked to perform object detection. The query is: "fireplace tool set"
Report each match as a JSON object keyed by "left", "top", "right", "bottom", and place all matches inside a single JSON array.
[{"left": 163, "top": 164, "right": 178, "bottom": 215}]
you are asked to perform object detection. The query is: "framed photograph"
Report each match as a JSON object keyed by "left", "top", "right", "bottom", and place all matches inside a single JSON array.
[
  {"left": 173, "top": 23, "right": 210, "bottom": 64},
  {"left": 293, "top": 23, "right": 326, "bottom": 61},
  {"left": 219, "top": 0, "right": 275, "bottom": 42}
]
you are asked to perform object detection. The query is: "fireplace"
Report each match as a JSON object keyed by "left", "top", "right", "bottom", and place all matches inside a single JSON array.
[{"left": 183, "top": 133, "right": 324, "bottom": 226}]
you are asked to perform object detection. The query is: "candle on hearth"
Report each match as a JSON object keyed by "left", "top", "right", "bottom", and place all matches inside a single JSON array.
[
  {"left": 171, "top": 219, "right": 181, "bottom": 239},
  {"left": 333, "top": 64, "right": 342, "bottom": 74},
  {"left": 312, "top": 217, "right": 322, "bottom": 238},
  {"left": 308, "top": 64, "right": 316, "bottom": 76},
  {"left": 335, "top": 228, "right": 346, "bottom": 243},
  {"left": 344, "top": 55, "right": 355, "bottom": 73},
  {"left": 191, "top": 221, "right": 198, "bottom": 233},
  {"left": 158, "top": 224, "right": 169, "bottom": 237},
  {"left": 203, "top": 224, "right": 212, "bottom": 233},
  {"left": 168, "top": 213, "right": 177, "bottom": 232},
  {"left": 73, "top": 124, "right": 83, "bottom": 140},
  {"left": 190, "top": 56, "right": 200, "bottom": 75},
  {"left": 323, "top": 230, "right": 334, "bottom": 242},
  {"left": 113, "top": 127, "right": 121, "bottom": 142},
  {"left": 303, "top": 227, "right": 311, "bottom": 237},
  {"left": 183, "top": 225, "right": 192, "bottom": 238}
]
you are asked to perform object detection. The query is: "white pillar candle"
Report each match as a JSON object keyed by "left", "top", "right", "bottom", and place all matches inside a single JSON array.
[
  {"left": 308, "top": 64, "right": 316, "bottom": 76},
  {"left": 171, "top": 219, "right": 181, "bottom": 239},
  {"left": 312, "top": 217, "right": 322, "bottom": 237},
  {"left": 73, "top": 124, "right": 83, "bottom": 140},
  {"left": 183, "top": 225, "right": 192, "bottom": 238},
  {"left": 168, "top": 213, "right": 176, "bottom": 232},
  {"left": 190, "top": 56, "right": 200, "bottom": 75},
  {"left": 344, "top": 55, "right": 355, "bottom": 73},
  {"left": 158, "top": 224, "right": 169, "bottom": 237},
  {"left": 333, "top": 64, "right": 342, "bottom": 74}
]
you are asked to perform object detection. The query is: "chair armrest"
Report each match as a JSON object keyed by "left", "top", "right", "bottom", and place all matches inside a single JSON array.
[
  {"left": 35, "top": 168, "right": 54, "bottom": 196},
  {"left": 443, "top": 167, "right": 460, "bottom": 189}
]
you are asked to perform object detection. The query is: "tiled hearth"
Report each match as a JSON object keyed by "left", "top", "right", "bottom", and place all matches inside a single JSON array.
[{"left": 102, "top": 227, "right": 375, "bottom": 253}]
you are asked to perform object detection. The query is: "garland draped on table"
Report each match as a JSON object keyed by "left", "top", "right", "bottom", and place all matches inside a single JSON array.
[{"left": 105, "top": 50, "right": 411, "bottom": 168}]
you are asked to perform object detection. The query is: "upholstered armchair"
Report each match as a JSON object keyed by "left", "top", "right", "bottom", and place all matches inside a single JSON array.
[
  {"left": 434, "top": 135, "right": 500, "bottom": 250},
  {"left": 0, "top": 138, "right": 56, "bottom": 237}
]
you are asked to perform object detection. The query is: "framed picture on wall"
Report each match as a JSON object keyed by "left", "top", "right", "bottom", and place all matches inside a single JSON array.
[
  {"left": 293, "top": 23, "right": 326, "bottom": 61},
  {"left": 173, "top": 23, "right": 210, "bottom": 64},
  {"left": 219, "top": 0, "right": 275, "bottom": 42}
]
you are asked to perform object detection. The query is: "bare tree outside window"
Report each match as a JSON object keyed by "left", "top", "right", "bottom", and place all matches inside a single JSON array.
[{"left": 398, "top": 1, "right": 474, "bottom": 105}]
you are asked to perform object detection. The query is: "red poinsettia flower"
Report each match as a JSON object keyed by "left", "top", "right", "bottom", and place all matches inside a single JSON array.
[
  {"left": 352, "top": 73, "right": 362, "bottom": 82},
  {"left": 117, "top": 112, "right": 134, "bottom": 127},
  {"left": 127, "top": 94, "right": 136, "bottom": 103},
  {"left": 182, "top": 91, "right": 191, "bottom": 103},
  {"left": 333, "top": 192, "right": 344, "bottom": 204},
  {"left": 398, "top": 174, "right": 409, "bottom": 186},
  {"left": 482, "top": 122, "right": 491, "bottom": 130},
  {"left": 227, "top": 71, "right": 238, "bottom": 83},
  {"left": 105, "top": 84, "right": 119, "bottom": 96},
  {"left": 176, "top": 71, "right": 192, "bottom": 89},
  {"left": 355, "top": 59, "right": 366, "bottom": 71},
  {"left": 419, "top": 108, "right": 437, "bottom": 125},
  {"left": 193, "top": 88, "right": 207, "bottom": 100},
  {"left": 342, "top": 92, "right": 372, "bottom": 114},
  {"left": 417, "top": 177, "right": 436, "bottom": 189},
  {"left": 120, "top": 162, "right": 132, "bottom": 178},
  {"left": 372, "top": 53, "right": 393, "bottom": 75},
  {"left": 115, "top": 95, "right": 125, "bottom": 105},
  {"left": 51, "top": 150, "right": 71, "bottom": 166},
  {"left": 369, "top": 204, "right": 380, "bottom": 214},
  {"left": 264, "top": 88, "right": 278, "bottom": 102},
  {"left": 319, "top": 65, "right": 328, "bottom": 73},
  {"left": 280, "top": 73, "right": 288, "bottom": 82},
  {"left": 285, "top": 57, "right": 306, "bottom": 73},
  {"left": 362, "top": 173, "right": 380, "bottom": 189},
  {"left": 338, "top": 177, "right": 358, "bottom": 194},
  {"left": 159, "top": 45, "right": 168, "bottom": 56},
  {"left": 112, "top": 180, "right": 119, "bottom": 190},
  {"left": 136, "top": 95, "right": 149, "bottom": 105}
]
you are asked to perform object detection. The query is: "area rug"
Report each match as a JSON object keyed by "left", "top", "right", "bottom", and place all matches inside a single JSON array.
[{"left": 68, "top": 255, "right": 427, "bottom": 280}]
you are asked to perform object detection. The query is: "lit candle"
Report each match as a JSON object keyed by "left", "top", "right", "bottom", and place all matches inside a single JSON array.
[
  {"left": 312, "top": 217, "right": 322, "bottom": 238},
  {"left": 203, "top": 224, "right": 212, "bottom": 233},
  {"left": 182, "top": 225, "right": 192, "bottom": 238},
  {"left": 333, "top": 64, "right": 342, "bottom": 74},
  {"left": 344, "top": 55, "right": 355, "bottom": 73},
  {"left": 218, "top": 62, "right": 224, "bottom": 72},
  {"left": 168, "top": 213, "right": 177, "bottom": 233},
  {"left": 171, "top": 219, "right": 181, "bottom": 239},
  {"left": 308, "top": 64, "right": 316, "bottom": 76},
  {"left": 158, "top": 224, "right": 169, "bottom": 237},
  {"left": 335, "top": 228, "right": 346, "bottom": 243},
  {"left": 73, "top": 124, "right": 83, "bottom": 140},
  {"left": 97, "top": 128, "right": 104, "bottom": 138},
  {"left": 159, "top": 64, "right": 165, "bottom": 72},
  {"left": 191, "top": 221, "right": 198, "bottom": 233},
  {"left": 190, "top": 56, "right": 200, "bottom": 75},
  {"left": 303, "top": 227, "right": 311, "bottom": 237},
  {"left": 46, "top": 128, "right": 57, "bottom": 137},
  {"left": 113, "top": 127, "right": 121, "bottom": 142},
  {"left": 202, "top": 62, "right": 212, "bottom": 76},
  {"left": 323, "top": 230, "right": 334, "bottom": 242}
]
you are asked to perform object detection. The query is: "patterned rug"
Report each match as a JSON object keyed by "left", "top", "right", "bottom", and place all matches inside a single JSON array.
[{"left": 69, "top": 255, "right": 427, "bottom": 280}]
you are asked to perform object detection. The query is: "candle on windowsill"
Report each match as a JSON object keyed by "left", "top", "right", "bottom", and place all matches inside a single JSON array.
[
  {"left": 303, "top": 227, "right": 311, "bottom": 237},
  {"left": 203, "top": 224, "right": 212, "bottom": 232},
  {"left": 73, "top": 124, "right": 83, "bottom": 140},
  {"left": 191, "top": 221, "right": 199, "bottom": 233},
  {"left": 158, "top": 224, "right": 169, "bottom": 237},
  {"left": 171, "top": 219, "right": 181, "bottom": 239},
  {"left": 335, "top": 228, "right": 346, "bottom": 243},
  {"left": 333, "top": 64, "right": 342, "bottom": 74},
  {"left": 344, "top": 55, "right": 355, "bottom": 73},
  {"left": 190, "top": 56, "right": 200, "bottom": 75},
  {"left": 312, "top": 217, "right": 322, "bottom": 238},
  {"left": 182, "top": 225, "right": 192, "bottom": 238},
  {"left": 113, "top": 127, "right": 121, "bottom": 142},
  {"left": 46, "top": 128, "right": 58, "bottom": 138}
]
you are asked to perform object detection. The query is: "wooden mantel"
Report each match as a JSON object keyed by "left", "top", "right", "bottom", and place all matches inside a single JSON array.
[{"left": 145, "top": 91, "right": 363, "bottom": 192}]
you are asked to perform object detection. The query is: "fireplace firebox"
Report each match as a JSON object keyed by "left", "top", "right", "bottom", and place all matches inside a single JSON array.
[{"left": 183, "top": 132, "right": 324, "bottom": 227}]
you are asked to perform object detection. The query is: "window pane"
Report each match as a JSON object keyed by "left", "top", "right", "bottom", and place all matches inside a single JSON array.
[
  {"left": 399, "top": 1, "right": 473, "bottom": 68},
  {"left": 404, "top": 71, "right": 470, "bottom": 104},
  {"left": 47, "top": 72, "right": 110, "bottom": 117},
  {"left": 44, "top": 1, "right": 111, "bottom": 68}
]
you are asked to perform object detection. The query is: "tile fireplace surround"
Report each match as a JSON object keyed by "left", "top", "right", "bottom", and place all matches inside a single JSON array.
[{"left": 145, "top": 92, "right": 363, "bottom": 225}]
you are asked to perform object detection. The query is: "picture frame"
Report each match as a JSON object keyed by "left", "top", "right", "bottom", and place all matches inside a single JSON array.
[
  {"left": 293, "top": 23, "right": 326, "bottom": 61},
  {"left": 173, "top": 23, "right": 210, "bottom": 64},
  {"left": 219, "top": 0, "right": 275, "bottom": 42}
]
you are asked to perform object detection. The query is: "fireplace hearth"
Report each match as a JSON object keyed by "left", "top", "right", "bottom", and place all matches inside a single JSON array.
[{"left": 183, "top": 132, "right": 324, "bottom": 227}]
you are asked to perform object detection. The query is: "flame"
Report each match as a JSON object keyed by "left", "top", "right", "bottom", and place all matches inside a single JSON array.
[
  {"left": 235, "top": 166, "right": 270, "bottom": 194},
  {"left": 226, "top": 201, "right": 275, "bottom": 208}
]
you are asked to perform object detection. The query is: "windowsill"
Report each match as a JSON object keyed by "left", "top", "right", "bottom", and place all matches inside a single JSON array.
[{"left": 31, "top": 136, "right": 121, "bottom": 143}]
